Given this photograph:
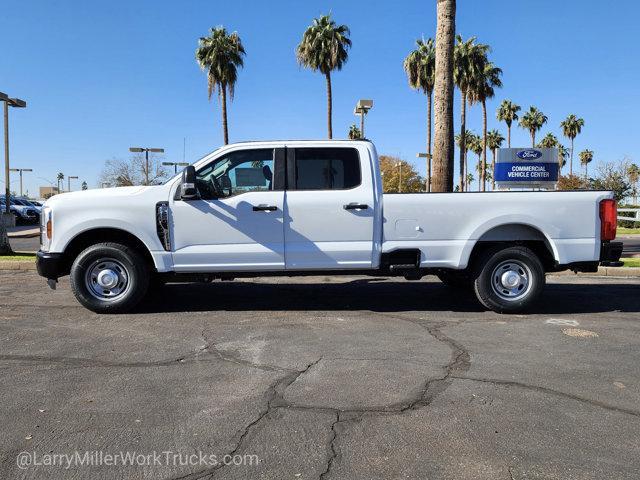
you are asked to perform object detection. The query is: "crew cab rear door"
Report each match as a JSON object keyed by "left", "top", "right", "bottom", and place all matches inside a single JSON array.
[{"left": 284, "top": 146, "right": 375, "bottom": 269}]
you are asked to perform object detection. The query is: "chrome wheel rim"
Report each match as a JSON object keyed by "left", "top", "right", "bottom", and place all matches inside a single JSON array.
[
  {"left": 85, "top": 258, "right": 130, "bottom": 301},
  {"left": 490, "top": 260, "right": 532, "bottom": 301}
]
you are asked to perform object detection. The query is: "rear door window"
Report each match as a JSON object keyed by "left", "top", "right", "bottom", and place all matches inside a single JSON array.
[{"left": 292, "top": 148, "right": 361, "bottom": 190}]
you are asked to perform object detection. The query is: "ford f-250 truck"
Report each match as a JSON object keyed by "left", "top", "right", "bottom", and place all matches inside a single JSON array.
[{"left": 36, "top": 140, "right": 623, "bottom": 313}]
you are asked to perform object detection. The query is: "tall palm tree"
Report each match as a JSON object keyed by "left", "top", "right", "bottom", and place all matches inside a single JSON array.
[
  {"left": 468, "top": 60, "right": 502, "bottom": 191},
  {"left": 404, "top": 38, "right": 436, "bottom": 191},
  {"left": 348, "top": 124, "right": 362, "bottom": 139},
  {"left": 560, "top": 114, "right": 585, "bottom": 175},
  {"left": 431, "top": 0, "right": 456, "bottom": 193},
  {"left": 519, "top": 106, "right": 547, "bottom": 147},
  {"left": 56, "top": 172, "right": 64, "bottom": 192},
  {"left": 196, "top": 27, "right": 245, "bottom": 145},
  {"left": 486, "top": 129, "right": 504, "bottom": 190},
  {"left": 579, "top": 149, "right": 594, "bottom": 178},
  {"left": 455, "top": 131, "right": 477, "bottom": 191},
  {"left": 496, "top": 100, "right": 520, "bottom": 148},
  {"left": 296, "top": 14, "right": 351, "bottom": 139},
  {"left": 454, "top": 35, "right": 489, "bottom": 192}
]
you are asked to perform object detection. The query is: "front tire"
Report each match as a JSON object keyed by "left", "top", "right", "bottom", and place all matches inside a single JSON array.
[
  {"left": 70, "top": 242, "right": 149, "bottom": 313},
  {"left": 473, "top": 246, "right": 545, "bottom": 314}
]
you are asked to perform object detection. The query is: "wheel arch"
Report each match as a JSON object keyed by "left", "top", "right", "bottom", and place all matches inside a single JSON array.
[{"left": 62, "top": 228, "right": 157, "bottom": 274}]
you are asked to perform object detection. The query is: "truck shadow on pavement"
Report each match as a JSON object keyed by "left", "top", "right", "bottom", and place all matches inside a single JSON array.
[{"left": 138, "top": 279, "right": 640, "bottom": 315}]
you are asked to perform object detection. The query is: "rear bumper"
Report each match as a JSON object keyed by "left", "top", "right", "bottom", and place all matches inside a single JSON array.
[
  {"left": 599, "top": 241, "right": 623, "bottom": 267},
  {"left": 36, "top": 250, "right": 67, "bottom": 279}
]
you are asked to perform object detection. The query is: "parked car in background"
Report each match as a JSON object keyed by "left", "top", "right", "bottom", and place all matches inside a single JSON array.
[{"left": 0, "top": 196, "right": 39, "bottom": 224}]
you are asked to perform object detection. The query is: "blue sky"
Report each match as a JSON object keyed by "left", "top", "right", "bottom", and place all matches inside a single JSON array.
[{"left": 1, "top": 0, "right": 638, "bottom": 196}]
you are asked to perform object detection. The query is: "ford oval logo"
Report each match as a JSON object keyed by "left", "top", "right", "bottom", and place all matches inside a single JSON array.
[{"left": 517, "top": 149, "right": 543, "bottom": 160}]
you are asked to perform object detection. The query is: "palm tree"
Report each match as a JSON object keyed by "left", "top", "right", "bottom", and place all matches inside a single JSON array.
[
  {"left": 486, "top": 129, "right": 504, "bottom": 189},
  {"left": 81, "top": 181, "right": 88, "bottom": 191},
  {"left": 519, "top": 106, "right": 547, "bottom": 147},
  {"left": 579, "top": 149, "right": 594, "bottom": 178},
  {"left": 627, "top": 164, "right": 640, "bottom": 205},
  {"left": 465, "top": 133, "right": 482, "bottom": 191},
  {"left": 537, "top": 132, "right": 558, "bottom": 148},
  {"left": 296, "top": 14, "right": 351, "bottom": 139},
  {"left": 557, "top": 144, "right": 569, "bottom": 173},
  {"left": 196, "top": 27, "right": 246, "bottom": 145},
  {"left": 496, "top": 100, "right": 520, "bottom": 148},
  {"left": 560, "top": 114, "right": 585, "bottom": 175},
  {"left": 468, "top": 60, "right": 502, "bottom": 191},
  {"left": 404, "top": 38, "right": 436, "bottom": 191},
  {"left": 56, "top": 172, "right": 64, "bottom": 192},
  {"left": 348, "top": 124, "right": 362, "bottom": 139},
  {"left": 454, "top": 35, "right": 489, "bottom": 191},
  {"left": 455, "top": 131, "right": 475, "bottom": 190},
  {"left": 431, "top": 0, "right": 456, "bottom": 193}
]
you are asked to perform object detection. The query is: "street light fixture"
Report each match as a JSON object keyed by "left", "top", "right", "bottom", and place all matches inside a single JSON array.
[
  {"left": 162, "top": 161, "right": 190, "bottom": 174},
  {"left": 67, "top": 175, "right": 79, "bottom": 192},
  {"left": 9, "top": 167, "right": 32, "bottom": 197},
  {"left": 416, "top": 152, "right": 433, "bottom": 192},
  {"left": 353, "top": 99, "right": 373, "bottom": 138},
  {"left": 1, "top": 91, "right": 27, "bottom": 214},
  {"left": 129, "top": 147, "right": 165, "bottom": 185}
]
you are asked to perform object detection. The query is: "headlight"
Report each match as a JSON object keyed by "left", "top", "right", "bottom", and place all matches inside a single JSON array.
[{"left": 41, "top": 207, "right": 52, "bottom": 251}]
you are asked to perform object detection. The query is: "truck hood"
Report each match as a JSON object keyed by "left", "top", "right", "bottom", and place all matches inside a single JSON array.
[{"left": 45, "top": 185, "right": 159, "bottom": 208}]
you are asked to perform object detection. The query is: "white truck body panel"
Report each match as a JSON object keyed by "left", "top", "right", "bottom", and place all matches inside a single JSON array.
[{"left": 42, "top": 140, "right": 611, "bottom": 274}]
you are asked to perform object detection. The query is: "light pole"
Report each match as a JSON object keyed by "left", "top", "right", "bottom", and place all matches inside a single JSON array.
[
  {"left": 130, "top": 147, "right": 164, "bottom": 185},
  {"left": 353, "top": 99, "right": 373, "bottom": 138},
  {"left": 417, "top": 153, "right": 433, "bottom": 192},
  {"left": 9, "top": 167, "right": 32, "bottom": 197},
  {"left": 67, "top": 175, "right": 78, "bottom": 192},
  {"left": 396, "top": 161, "right": 403, "bottom": 193},
  {"left": 162, "top": 161, "right": 190, "bottom": 174},
  {"left": 1, "top": 92, "right": 27, "bottom": 214}
]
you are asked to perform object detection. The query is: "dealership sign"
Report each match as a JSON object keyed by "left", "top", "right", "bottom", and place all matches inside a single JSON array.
[{"left": 495, "top": 148, "right": 559, "bottom": 188}]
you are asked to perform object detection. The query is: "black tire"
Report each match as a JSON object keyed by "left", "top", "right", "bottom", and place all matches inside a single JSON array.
[
  {"left": 473, "top": 246, "right": 545, "bottom": 314},
  {"left": 69, "top": 242, "right": 149, "bottom": 313},
  {"left": 436, "top": 270, "right": 473, "bottom": 290}
]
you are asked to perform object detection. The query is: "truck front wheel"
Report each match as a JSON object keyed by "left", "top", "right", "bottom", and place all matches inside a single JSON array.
[
  {"left": 473, "top": 246, "right": 545, "bottom": 314},
  {"left": 69, "top": 242, "right": 150, "bottom": 313}
]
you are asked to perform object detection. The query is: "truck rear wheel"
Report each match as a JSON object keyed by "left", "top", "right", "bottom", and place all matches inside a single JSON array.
[
  {"left": 69, "top": 242, "right": 149, "bottom": 313},
  {"left": 473, "top": 246, "right": 544, "bottom": 313}
]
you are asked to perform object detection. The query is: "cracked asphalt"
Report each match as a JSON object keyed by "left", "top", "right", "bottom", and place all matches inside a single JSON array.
[{"left": 1, "top": 271, "right": 639, "bottom": 479}]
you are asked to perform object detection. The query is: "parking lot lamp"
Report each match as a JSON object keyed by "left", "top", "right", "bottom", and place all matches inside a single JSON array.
[
  {"left": 67, "top": 175, "right": 79, "bottom": 192},
  {"left": 9, "top": 168, "right": 32, "bottom": 197},
  {"left": 162, "top": 161, "right": 190, "bottom": 174},
  {"left": 1, "top": 92, "right": 27, "bottom": 214},
  {"left": 353, "top": 99, "right": 373, "bottom": 138},
  {"left": 130, "top": 147, "right": 164, "bottom": 185}
]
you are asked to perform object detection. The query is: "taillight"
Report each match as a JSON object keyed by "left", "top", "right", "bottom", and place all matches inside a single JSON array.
[
  {"left": 599, "top": 199, "right": 617, "bottom": 241},
  {"left": 46, "top": 218, "right": 52, "bottom": 240}
]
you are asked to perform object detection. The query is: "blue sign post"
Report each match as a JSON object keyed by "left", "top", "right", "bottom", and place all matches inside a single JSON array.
[{"left": 495, "top": 148, "right": 559, "bottom": 189}]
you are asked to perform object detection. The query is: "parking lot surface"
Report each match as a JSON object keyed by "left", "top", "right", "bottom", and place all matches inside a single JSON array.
[{"left": 1, "top": 271, "right": 639, "bottom": 479}]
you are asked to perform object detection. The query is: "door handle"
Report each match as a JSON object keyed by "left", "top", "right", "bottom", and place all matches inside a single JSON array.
[
  {"left": 252, "top": 204, "right": 278, "bottom": 212},
  {"left": 343, "top": 203, "right": 369, "bottom": 210}
]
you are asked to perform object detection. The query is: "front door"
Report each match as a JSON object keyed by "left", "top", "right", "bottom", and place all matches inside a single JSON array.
[
  {"left": 283, "top": 146, "right": 375, "bottom": 270},
  {"left": 171, "top": 147, "right": 285, "bottom": 272}
]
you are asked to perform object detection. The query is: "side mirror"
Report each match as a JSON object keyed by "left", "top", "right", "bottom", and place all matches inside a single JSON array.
[{"left": 180, "top": 166, "right": 199, "bottom": 200}]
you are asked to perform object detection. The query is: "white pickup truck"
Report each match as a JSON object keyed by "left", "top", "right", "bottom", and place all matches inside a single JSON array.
[{"left": 37, "top": 140, "right": 623, "bottom": 313}]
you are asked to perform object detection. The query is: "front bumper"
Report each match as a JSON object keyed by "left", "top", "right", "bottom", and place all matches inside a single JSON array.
[
  {"left": 36, "top": 250, "right": 68, "bottom": 279},
  {"left": 600, "top": 241, "right": 623, "bottom": 267}
]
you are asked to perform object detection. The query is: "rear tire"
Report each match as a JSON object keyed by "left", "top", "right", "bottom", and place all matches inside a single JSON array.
[
  {"left": 473, "top": 246, "right": 545, "bottom": 314},
  {"left": 70, "top": 242, "right": 149, "bottom": 313}
]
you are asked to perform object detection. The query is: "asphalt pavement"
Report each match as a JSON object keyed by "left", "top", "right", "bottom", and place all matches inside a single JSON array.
[{"left": 1, "top": 271, "right": 639, "bottom": 479}]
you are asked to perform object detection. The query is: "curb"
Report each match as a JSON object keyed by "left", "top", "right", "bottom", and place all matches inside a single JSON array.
[
  {"left": 0, "top": 261, "right": 37, "bottom": 271},
  {"left": 1, "top": 261, "right": 639, "bottom": 277}
]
